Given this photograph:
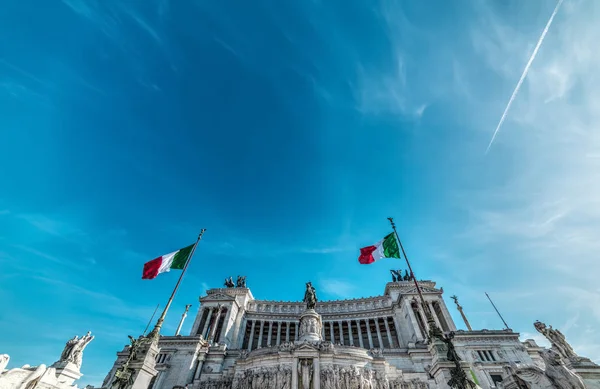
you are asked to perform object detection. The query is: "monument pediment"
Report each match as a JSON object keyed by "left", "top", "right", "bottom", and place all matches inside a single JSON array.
[{"left": 202, "top": 293, "right": 236, "bottom": 302}]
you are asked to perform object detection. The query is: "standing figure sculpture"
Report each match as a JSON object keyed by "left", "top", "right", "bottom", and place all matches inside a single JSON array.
[
  {"left": 299, "top": 360, "right": 313, "bottom": 389},
  {"left": 439, "top": 332, "right": 461, "bottom": 362},
  {"left": 534, "top": 321, "right": 578, "bottom": 361},
  {"left": 126, "top": 335, "right": 150, "bottom": 364},
  {"left": 58, "top": 331, "right": 94, "bottom": 369},
  {"left": 303, "top": 282, "right": 318, "bottom": 310},
  {"left": 72, "top": 331, "right": 94, "bottom": 368},
  {"left": 60, "top": 336, "right": 79, "bottom": 362}
]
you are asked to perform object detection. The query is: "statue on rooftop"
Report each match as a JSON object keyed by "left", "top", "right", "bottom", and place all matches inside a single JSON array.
[
  {"left": 60, "top": 336, "right": 79, "bottom": 362},
  {"left": 126, "top": 335, "right": 149, "bottom": 364},
  {"left": 224, "top": 277, "right": 235, "bottom": 288},
  {"left": 534, "top": 321, "right": 578, "bottom": 361},
  {"left": 236, "top": 275, "right": 247, "bottom": 288},
  {"left": 390, "top": 270, "right": 402, "bottom": 282},
  {"left": 58, "top": 331, "right": 94, "bottom": 369},
  {"left": 303, "top": 282, "right": 318, "bottom": 310}
]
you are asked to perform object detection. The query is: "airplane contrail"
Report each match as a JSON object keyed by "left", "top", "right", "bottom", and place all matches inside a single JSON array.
[{"left": 485, "top": 0, "right": 564, "bottom": 154}]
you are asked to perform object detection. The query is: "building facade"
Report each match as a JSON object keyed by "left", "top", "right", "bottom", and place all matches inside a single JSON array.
[{"left": 99, "top": 279, "right": 599, "bottom": 389}]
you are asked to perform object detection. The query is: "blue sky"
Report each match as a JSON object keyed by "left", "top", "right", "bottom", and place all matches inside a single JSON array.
[{"left": 2, "top": 0, "right": 600, "bottom": 386}]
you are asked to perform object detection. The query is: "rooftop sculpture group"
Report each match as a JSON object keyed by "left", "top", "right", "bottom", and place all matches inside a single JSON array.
[
  {"left": 534, "top": 320, "right": 581, "bottom": 362},
  {"left": 390, "top": 269, "right": 414, "bottom": 282},
  {"left": 58, "top": 331, "right": 94, "bottom": 369},
  {"left": 224, "top": 275, "right": 247, "bottom": 288},
  {"left": 109, "top": 335, "right": 151, "bottom": 389}
]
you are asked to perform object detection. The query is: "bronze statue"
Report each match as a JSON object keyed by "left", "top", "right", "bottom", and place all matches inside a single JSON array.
[
  {"left": 126, "top": 335, "right": 149, "bottom": 364},
  {"left": 224, "top": 277, "right": 235, "bottom": 288},
  {"left": 236, "top": 275, "right": 247, "bottom": 288},
  {"left": 439, "top": 332, "right": 461, "bottom": 362},
  {"left": 390, "top": 270, "right": 402, "bottom": 282},
  {"left": 303, "top": 282, "right": 317, "bottom": 310}
]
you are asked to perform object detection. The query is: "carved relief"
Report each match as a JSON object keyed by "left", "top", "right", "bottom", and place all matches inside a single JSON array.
[
  {"left": 319, "top": 365, "right": 420, "bottom": 389},
  {"left": 233, "top": 365, "right": 291, "bottom": 389},
  {"left": 389, "top": 379, "right": 429, "bottom": 389},
  {"left": 319, "top": 341, "right": 334, "bottom": 352},
  {"left": 199, "top": 376, "right": 233, "bottom": 389}
]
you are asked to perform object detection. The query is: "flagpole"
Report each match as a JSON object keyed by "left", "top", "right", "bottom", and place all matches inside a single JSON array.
[
  {"left": 142, "top": 304, "right": 160, "bottom": 336},
  {"left": 147, "top": 229, "right": 206, "bottom": 342},
  {"left": 485, "top": 292, "right": 510, "bottom": 330},
  {"left": 387, "top": 217, "right": 441, "bottom": 338}
]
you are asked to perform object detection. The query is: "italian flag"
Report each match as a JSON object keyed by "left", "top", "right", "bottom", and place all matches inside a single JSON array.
[
  {"left": 142, "top": 244, "right": 195, "bottom": 280},
  {"left": 358, "top": 233, "right": 400, "bottom": 264}
]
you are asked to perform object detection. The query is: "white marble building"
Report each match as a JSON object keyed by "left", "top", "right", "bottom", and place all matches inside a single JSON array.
[{"left": 99, "top": 279, "right": 600, "bottom": 389}]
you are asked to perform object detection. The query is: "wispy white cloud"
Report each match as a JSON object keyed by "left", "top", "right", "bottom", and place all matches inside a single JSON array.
[
  {"left": 11, "top": 244, "right": 74, "bottom": 267},
  {"left": 448, "top": 0, "right": 600, "bottom": 361},
  {"left": 486, "top": 0, "right": 564, "bottom": 153}
]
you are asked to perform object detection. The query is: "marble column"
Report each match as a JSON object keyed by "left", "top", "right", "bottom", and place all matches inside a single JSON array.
[
  {"left": 286, "top": 322, "right": 290, "bottom": 342},
  {"left": 292, "top": 357, "right": 298, "bottom": 389},
  {"left": 417, "top": 304, "right": 430, "bottom": 333},
  {"left": 355, "top": 320, "right": 364, "bottom": 348},
  {"left": 258, "top": 321, "right": 265, "bottom": 348},
  {"left": 329, "top": 322, "right": 335, "bottom": 343},
  {"left": 375, "top": 318, "right": 384, "bottom": 348},
  {"left": 347, "top": 320, "right": 354, "bottom": 346},
  {"left": 208, "top": 306, "right": 223, "bottom": 342},
  {"left": 406, "top": 303, "right": 424, "bottom": 340},
  {"left": 267, "top": 321, "right": 273, "bottom": 346},
  {"left": 313, "top": 358, "right": 320, "bottom": 389},
  {"left": 248, "top": 320, "right": 256, "bottom": 351},
  {"left": 366, "top": 319, "right": 374, "bottom": 348},
  {"left": 194, "top": 354, "right": 206, "bottom": 380},
  {"left": 276, "top": 321, "right": 282, "bottom": 345},
  {"left": 236, "top": 319, "right": 247, "bottom": 349},
  {"left": 294, "top": 322, "right": 299, "bottom": 341},
  {"left": 428, "top": 301, "right": 442, "bottom": 329},
  {"left": 201, "top": 307, "right": 213, "bottom": 339},
  {"left": 383, "top": 317, "right": 394, "bottom": 348},
  {"left": 391, "top": 315, "right": 405, "bottom": 347}
]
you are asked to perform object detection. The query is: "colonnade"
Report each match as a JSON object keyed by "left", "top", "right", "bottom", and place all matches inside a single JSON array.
[{"left": 240, "top": 316, "right": 401, "bottom": 351}]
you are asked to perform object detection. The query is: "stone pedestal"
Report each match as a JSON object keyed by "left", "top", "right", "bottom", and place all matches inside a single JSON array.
[
  {"left": 298, "top": 309, "right": 322, "bottom": 342},
  {"left": 51, "top": 361, "right": 82, "bottom": 386},
  {"left": 129, "top": 341, "right": 160, "bottom": 389}
]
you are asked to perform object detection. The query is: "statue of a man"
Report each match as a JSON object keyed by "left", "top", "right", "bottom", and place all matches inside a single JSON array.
[
  {"left": 303, "top": 282, "right": 318, "bottom": 310},
  {"left": 126, "top": 335, "right": 149, "bottom": 364},
  {"left": 72, "top": 331, "right": 94, "bottom": 368},
  {"left": 534, "top": 321, "right": 578, "bottom": 360},
  {"left": 439, "top": 332, "right": 461, "bottom": 362},
  {"left": 60, "top": 336, "right": 79, "bottom": 361}
]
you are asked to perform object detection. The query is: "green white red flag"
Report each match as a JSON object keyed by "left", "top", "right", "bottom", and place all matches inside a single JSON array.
[
  {"left": 142, "top": 244, "right": 195, "bottom": 279},
  {"left": 358, "top": 233, "right": 400, "bottom": 264}
]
